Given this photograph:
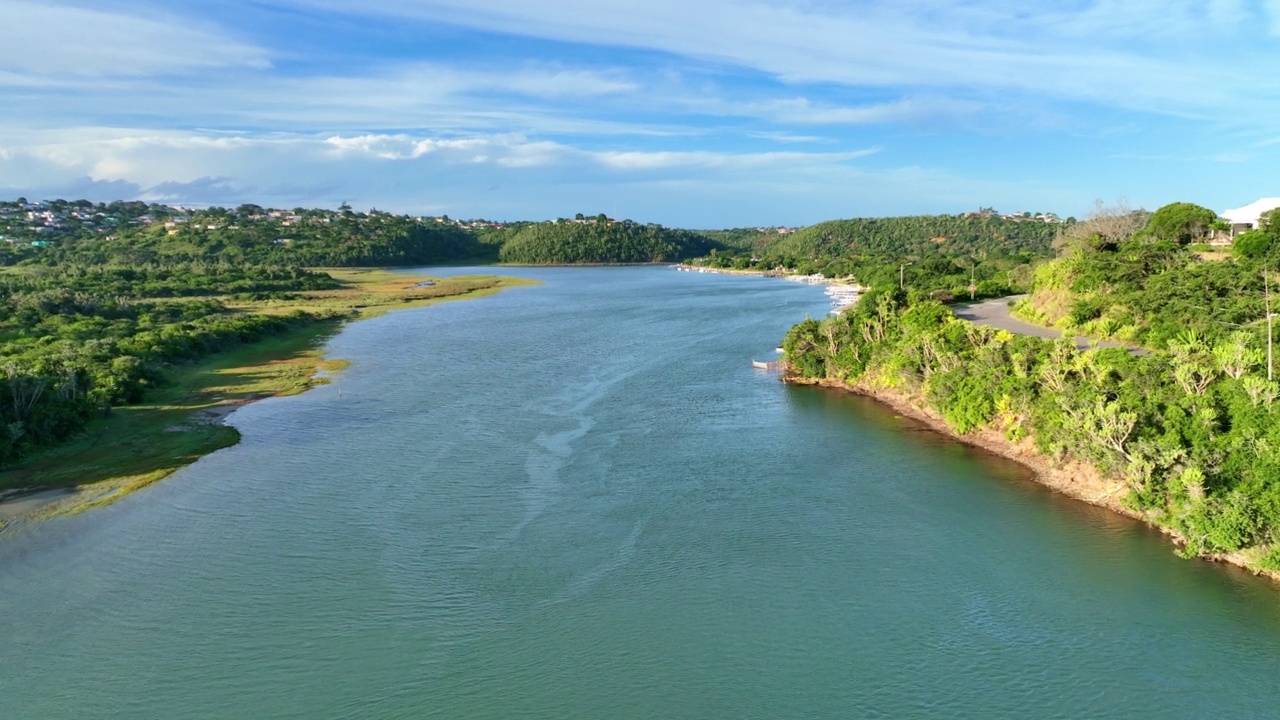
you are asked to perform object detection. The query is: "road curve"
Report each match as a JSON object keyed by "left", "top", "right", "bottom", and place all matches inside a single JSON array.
[{"left": 952, "top": 295, "right": 1141, "bottom": 353}]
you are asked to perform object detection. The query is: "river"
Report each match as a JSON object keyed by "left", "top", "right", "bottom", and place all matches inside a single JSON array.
[{"left": 3, "top": 266, "right": 1280, "bottom": 719}]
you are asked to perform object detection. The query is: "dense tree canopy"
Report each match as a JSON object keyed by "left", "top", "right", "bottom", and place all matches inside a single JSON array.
[
  {"left": 1232, "top": 230, "right": 1274, "bottom": 260},
  {"left": 690, "top": 213, "right": 1060, "bottom": 301},
  {"left": 495, "top": 220, "right": 717, "bottom": 264},
  {"left": 27, "top": 213, "right": 496, "bottom": 268},
  {"left": 0, "top": 263, "right": 337, "bottom": 466},
  {"left": 784, "top": 282, "right": 1280, "bottom": 570},
  {"left": 761, "top": 214, "right": 1061, "bottom": 259},
  {"left": 1143, "top": 202, "right": 1220, "bottom": 245},
  {"left": 1017, "top": 223, "right": 1277, "bottom": 348}
]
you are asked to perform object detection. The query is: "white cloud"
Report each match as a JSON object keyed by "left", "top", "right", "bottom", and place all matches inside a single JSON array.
[
  {"left": 592, "top": 147, "right": 879, "bottom": 171},
  {"left": 737, "top": 97, "right": 985, "bottom": 126},
  {"left": 746, "top": 131, "right": 830, "bottom": 144},
  {"left": 0, "top": 1, "right": 269, "bottom": 77}
]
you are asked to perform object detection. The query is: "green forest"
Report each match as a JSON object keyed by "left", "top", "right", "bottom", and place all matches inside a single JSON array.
[
  {"left": 28, "top": 211, "right": 494, "bottom": 267},
  {"left": 3, "top": 202, "right": 721, "bottom": 268},
  {"left": 781, "top": 202, "right": 1280, "bottom": 570},
  {"left": 692, "top": 213, "right": 1063, "bottom": 301},
  {"left": 493, "top": 219, "right": 717, "bottom": 264},
  {"left": 765, "top": 213, "right": 1062, "bottom": 259},
  {"left": 0, "top": 263, "right": 337, "bottom": 466}
]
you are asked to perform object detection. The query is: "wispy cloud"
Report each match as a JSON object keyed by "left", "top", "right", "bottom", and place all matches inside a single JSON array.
[
  {"left": 592, "top": 147, "right": 880, "bottom": 171},
  {"left": 0, "top": 1, "right": 269, "bottom": 77},
  {"left": 141, "top": 176, "right": 247, "bottom": 204},
  {"left": 0, "top": 60, "right": 677, "bottom": 138},
  {"left": 746, "top": 131, "right": 830, "bottom": 144},
  {"left": 735, "top": 98, "right": 985, "bottom": 126}
]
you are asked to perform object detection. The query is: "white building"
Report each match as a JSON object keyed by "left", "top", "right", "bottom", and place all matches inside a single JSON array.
[{"left": 1221, "top": 197, "right": 1280, "bottom": 236}]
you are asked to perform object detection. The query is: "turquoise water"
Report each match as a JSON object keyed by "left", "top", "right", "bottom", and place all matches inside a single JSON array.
[{"left": 3, "top": 266, "right": 1280, "bottom": 719}]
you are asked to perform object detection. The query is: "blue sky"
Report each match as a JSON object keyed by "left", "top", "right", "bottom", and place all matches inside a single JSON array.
[{"left": 2, "top": 0, "right": 1279, "bottom": 227}]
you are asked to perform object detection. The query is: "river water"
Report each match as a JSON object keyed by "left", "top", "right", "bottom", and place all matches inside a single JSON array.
[{"left": 3, "top": 266, "right": 1280, "bottom": 719}]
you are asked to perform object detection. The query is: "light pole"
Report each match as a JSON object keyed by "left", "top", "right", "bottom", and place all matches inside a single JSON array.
[
  {"left": 899, "top": 261, "right": 913, "bottom": 290},
  {"left": 1266, "top": 269, "right": 1274, "bottom": 381}
]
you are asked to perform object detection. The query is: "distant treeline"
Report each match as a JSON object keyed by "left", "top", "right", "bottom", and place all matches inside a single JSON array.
[
  {"left": 9, "top": 263, "right": 339, "bottom": 299},
  {"left": 693, "top": 214, "right": 1065, "bottom": 300},
  {"left": 4, "top": 203, "right": 728, "bottom": 267},
  {"left": 493, "top": 220, "right": 717, "bottom": 264},
  {"left": 27, "top": 213, "right": 496, "bottom": 267},
  {"left": 766, "top": 214, "right": 1063, "bottom": 259}
]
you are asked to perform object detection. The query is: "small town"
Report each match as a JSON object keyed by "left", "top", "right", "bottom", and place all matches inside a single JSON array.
[{"left": 0, "top": 198, "right": 508, "bottom": 246}]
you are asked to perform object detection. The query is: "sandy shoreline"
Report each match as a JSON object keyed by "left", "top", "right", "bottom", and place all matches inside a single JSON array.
[
  {"left": 673, "top": 263, "right": 857, "bottom": 284},
  {"left": 787, "top": 374, "right": 1280, "bottom": 584}
]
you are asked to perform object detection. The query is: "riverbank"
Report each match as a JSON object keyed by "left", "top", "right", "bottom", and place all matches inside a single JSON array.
[
  {"left": 674, "top": 263, "right": 862, "bottom": 287},
  {"left": 786, "top": 373, "right": 1280, "bottom": 583},
  {"left": 676, "top": 264, "right": 863, "bottom": 314},
  {"left": 0, "top": 270, "right": 537, "bottom": 524}
]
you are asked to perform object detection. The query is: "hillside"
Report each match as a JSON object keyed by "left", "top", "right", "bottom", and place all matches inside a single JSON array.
[
  {"left": 495, "top": 220, "right": 717, "bottom": 264},
  {"left": 5, "top": 201, "right": 732, "bottom": 268},
  {"left": 21, "top": 208, "right": 496, "bottom": 267},
  {"left": 691, "top": 213, "right": 1065, "bottom": 301},
  {"left": 1014, "top": 202, "right": 1274, "bottom": 348},
  {"left": 762, "top": 214, "right": 1062, "bottom": 260}
]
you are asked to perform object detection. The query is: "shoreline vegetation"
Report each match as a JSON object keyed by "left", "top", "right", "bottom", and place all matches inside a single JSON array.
[
  {"left": 0, "top": 270, "right": 536, "bottom": 525},
  {"left": 687, "top": 259, "right": 1278, "bottom": 581},
  {"left": 766, "top": 201, "right": 1280, "bottom": 583}
]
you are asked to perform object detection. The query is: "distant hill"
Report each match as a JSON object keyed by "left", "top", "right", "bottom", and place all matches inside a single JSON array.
[
  {"left": 496, "top": 220, "right": 717, "bottom": 264},
  {"left": 689, "top": 213, "right": 1071, "bottom": 299},
  {"left": 6, "top": 204, "right": 499, "bottom": 267},
  {"left": 4, "top": 199, "right": 1066, "bottom": 272},
  {"left": 3, "top": 201, "right": 726, "bottom": 268},
  {"left": 760, "top": 214, "right": 1063, "bottom": 260},
  {"left": 86, "top": 217, "right": 491, "bottom": 267}
]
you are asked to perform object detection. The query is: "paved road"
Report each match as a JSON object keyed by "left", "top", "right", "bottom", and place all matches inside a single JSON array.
[{"left": 952, "top": 295, "right": 1141, "bottom": 352}]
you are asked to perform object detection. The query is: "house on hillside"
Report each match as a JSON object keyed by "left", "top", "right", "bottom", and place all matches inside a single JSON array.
[{"left": 1221, "top": 197, "right": 1280, "bottom": 237}]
